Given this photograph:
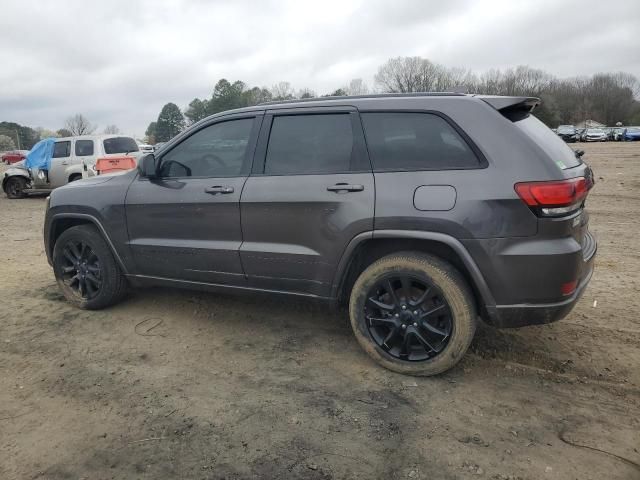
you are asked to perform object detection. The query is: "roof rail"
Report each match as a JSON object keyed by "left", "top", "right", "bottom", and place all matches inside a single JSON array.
[{"left": 258, "top": 92, "right": 466, "bottom": 106}]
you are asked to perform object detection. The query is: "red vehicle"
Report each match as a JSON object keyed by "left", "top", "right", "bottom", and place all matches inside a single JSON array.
[{"left": 2, "top": 150, "right": 29, "bottom": 164}]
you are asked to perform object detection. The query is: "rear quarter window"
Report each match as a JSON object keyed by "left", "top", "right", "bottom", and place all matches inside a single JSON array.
[
  {"left": 513, "top": 115, "right": 582, "bottom": 169},
  {"left": 361, "top": 112, "right": 481, "bottom": 171}
]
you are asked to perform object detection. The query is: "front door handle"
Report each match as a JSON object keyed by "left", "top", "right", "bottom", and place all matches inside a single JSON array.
[
  {"left": 326, "top": 183, "right": 364, "bottom": 193},
  {"left": 61, "top": 161, "right": 69, "bottom": 165},
  {"left": 204, "top": 185, "right": 234, "bottom": 195}
]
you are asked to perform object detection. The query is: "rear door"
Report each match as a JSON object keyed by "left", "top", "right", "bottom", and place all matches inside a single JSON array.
[
  {"left": 125, "top": 114, "right": 262, "bottom": 284},
  {"left": 239, "top": 108, "right": 374, "bottom": 297}
]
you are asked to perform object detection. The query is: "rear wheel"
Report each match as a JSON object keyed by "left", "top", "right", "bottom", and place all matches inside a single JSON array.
[
  {"left": 4, "top": 177, "right": 28, "bottom": 199},
  {"left": 349, "top": 252, "right": 477, "bottom": 376},
  {"left": 52, "top": 225, "right": 128, "bottom": 309}
]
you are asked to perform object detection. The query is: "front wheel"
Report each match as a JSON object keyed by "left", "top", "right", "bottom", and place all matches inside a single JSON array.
[
  {"left": 349, "top": 252, "right": 477, "bottom": 376},
  {"left": 52, "top": 225, "right": 128, "bottom": 309},
  {"left": 4, "top": 177, "right": 28, "bottom": 199}
]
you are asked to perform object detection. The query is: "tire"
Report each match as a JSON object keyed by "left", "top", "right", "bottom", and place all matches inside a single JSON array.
[
  {"left": 349, "top": 252, "right": 477, "bottom": 376},
  {"left": 52, "top": 225, "right": 128, "bottom": 310},
  {"left": 4, "top": 177, "right": 28, "bottom": 199}
]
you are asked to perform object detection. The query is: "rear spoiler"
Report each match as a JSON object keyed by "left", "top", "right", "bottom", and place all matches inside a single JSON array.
[{"left": 475, "top": 95, "right": 540, "bottom": 115}]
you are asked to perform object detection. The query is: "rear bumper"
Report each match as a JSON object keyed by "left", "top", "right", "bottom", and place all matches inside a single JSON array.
[
  {"left": 484, "top": 257, "right": 594, "bottom": 328},
  {"left": 463, "top": 224, "right": 597, "bottom": 328}
]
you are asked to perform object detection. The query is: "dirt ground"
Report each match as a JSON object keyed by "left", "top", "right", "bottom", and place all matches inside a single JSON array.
[{"left": 1, "top": 142, "right": 639, "bottom": 480}]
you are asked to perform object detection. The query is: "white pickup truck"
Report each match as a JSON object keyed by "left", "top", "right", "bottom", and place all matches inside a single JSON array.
[{"left": 2, "top": 135, "right": 141, "bottom": 198}]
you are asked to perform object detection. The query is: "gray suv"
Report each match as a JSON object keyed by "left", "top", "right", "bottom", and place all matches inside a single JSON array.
[{"left": 43, "top": 94, "right": 596, "bottom": 375}]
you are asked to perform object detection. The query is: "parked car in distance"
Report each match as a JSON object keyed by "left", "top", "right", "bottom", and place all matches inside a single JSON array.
[
  {"left": 43, "top": 93, "right": 596, "bottom": 376},
  {"left": 583, "top": 128, "right": 608, "bottom": 142},
  {"left": 2, "top": 149, "right": 29, "bottom": 164},
  {"left": 576, "top": 128, "right": 586, "bottom": 141},
  {"left": 3, "top": 135, "right": 140, "bottom": 198},
  {"left": 138, "top": 142, "right": 154, "bottom": 154},
  {"left": 611, "top": 127, "right": 625, "bottom": 141},
  {"left": 556, "top": 125, "right": 579, "bottom": 142},
  {"left": 622, "top": 127, "right": 640, "bottom": 141}
]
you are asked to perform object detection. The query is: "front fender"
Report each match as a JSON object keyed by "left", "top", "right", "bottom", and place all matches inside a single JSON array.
[
  {"left": 2, "top": 167, "right": 32, "bottom": 189},
  {"left": 45, "top": 211, "right": 128, "bottom": 274}
]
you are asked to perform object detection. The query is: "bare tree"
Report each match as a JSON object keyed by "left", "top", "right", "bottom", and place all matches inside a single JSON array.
[
  {"left": 103, "top": 124, "right": 120, "bottom": 134},
  {"left": 271, "top": 81, "right": 295, "bottom": 100},
  {"left": 297, "top": 88, "right": 316, "bottom": 99},
  {"left": 346, "top": 78, "right": 369, "bottom": 96},
  {"left": 375, "top": 57, "right": 459, "bottom": 93},
  {"left": 64, "top": 114, "right": 96, "bottom": 136}
]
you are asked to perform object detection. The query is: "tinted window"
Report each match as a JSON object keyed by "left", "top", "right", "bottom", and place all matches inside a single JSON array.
[
  {"left": 75, "top": 139, "right": 94, "bottom": 156},
  {"left": 103, "top": 137, "right": 139, "bottom": 154},
  {"left": 159, "top": 118, "right": 253, "bottom": 177},
  {"left": 514, "top": 115, "right": 582, "bottom": 169},
  {"left": 361, "top": 113, "right": 480, "bottom": 171},
  {"left": 265, "top": 114, "right": 354, "bottom": 175},
  {"left": 52, "top": 141, "right": 71, "bottom": 158}
]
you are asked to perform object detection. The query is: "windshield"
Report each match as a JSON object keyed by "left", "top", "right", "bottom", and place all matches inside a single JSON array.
[
  {"left": 514, "top": 115, "right": 582, "bottom": 169},
  {"left": 627, "top": 127, "right": 640, "bottom": 132},
  {"left": 587, "top": 129, "right": 604, "bottom": 134},
  {"left": 557, "top": 126, "right": 575, "bottom": 133},
  {"left": 103, "top": 137, "right": 139, "bottom": 154}
]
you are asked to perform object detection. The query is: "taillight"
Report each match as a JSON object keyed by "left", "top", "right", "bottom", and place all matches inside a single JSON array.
[{"left": 515, "top": 177, "right": 592, "bottom": 216}]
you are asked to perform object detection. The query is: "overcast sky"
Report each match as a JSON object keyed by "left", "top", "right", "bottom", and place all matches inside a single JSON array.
[{"left": 1, "top": 0, "right": 638, "bottom": 137}]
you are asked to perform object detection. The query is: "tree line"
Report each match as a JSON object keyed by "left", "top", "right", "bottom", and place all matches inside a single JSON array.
[
  {"left": 147, "top": 57, "right": 640, "bottom": 144},
  {"left": 0, "top": 115, "right": 122, "bottom": 151},
  {"left": 3, "top": 56, "right": 638, "bottom": 151}
]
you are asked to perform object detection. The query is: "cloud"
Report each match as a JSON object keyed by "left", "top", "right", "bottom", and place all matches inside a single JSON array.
[{"left": 0, "top": 0, "right": 638, "bottom": 136}]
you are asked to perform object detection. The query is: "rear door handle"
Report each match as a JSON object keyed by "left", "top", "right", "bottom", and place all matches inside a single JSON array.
[
  {"left": 327, "top": 183, "right": 364, "bottom": 193},
  {"left": 204, "top": 185, "right": 234, "bottom": 195},
  {"left": 61, "top": 161, "right": 69, "bottom": 165}
]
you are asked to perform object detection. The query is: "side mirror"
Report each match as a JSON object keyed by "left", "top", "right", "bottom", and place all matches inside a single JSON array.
[
  {"left": 575, "top": 149, "right": 585, "bottom": 158},
  {"left": 138, "top": 153, "right": 157, "bottom": 178}
]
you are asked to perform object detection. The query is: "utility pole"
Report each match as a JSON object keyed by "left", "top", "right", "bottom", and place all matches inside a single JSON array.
[{"left": 14, "top": 129, "right": 21, "bottom": 149}]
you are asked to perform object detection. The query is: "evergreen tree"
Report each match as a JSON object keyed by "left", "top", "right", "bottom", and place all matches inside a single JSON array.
[{"left": 155, "top": 104, "right": 185, "bottom": 142}]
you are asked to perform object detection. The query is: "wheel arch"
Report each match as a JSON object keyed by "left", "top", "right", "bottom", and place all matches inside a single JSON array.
[
  {"left": 333, "top": 230, "right": 495, "bottom": 315},
  {"left": 68, "top": 172, "right": 83, "bottom": 183},
  {"left": 47, "top": 213, "right": 128, "bottom": 274},
  {"left": 2, "top": 171, "right": 31, "bottom": 192}
]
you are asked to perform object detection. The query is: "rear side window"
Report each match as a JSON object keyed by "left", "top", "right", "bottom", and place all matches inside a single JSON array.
[
  {"left": 361, "top": 112, "right": 481, "bottom": 171},
  {"left": 75, "top": 140, "right": 94, "bottom": 156},
  {"left": 52, "top": 141, "right": 71, "bottom": 158},
  {"left": 103, "top": 137, "right": 139, "bottom": 154},
  {"left": 513, "top": 115, "right": 582, "bottom": 169},
  {"left": 265, "top": 114, "right": 354, "bottom": 175}
]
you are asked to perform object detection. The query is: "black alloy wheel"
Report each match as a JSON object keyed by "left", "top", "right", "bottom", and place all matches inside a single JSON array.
[
  {"left": 364, "top": 275, "right": 452, "bottom": 361},
  {"left": 59, "top": 239, "right": 102, "bottom": 300}
]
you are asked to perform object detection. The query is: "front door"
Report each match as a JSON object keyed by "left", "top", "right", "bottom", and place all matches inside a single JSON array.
[
  {"left": 240, "top": 110, "right": 374, "bottom": 297},
  {"left": 47, "top": 140, "right": 72, "bottom": 187},
  {"left": 125, "top": 114, "right": 262, "bottom": 285}
]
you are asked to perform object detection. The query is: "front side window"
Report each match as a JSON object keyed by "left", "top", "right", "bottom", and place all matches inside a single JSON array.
[
  {"left": 75, "top": 140, "right": 94, "bottom": 156},
  {"left": 361, "top": 112, "right": 481, "bottom": 171},
  {"left": 264, "top": 114, "right": 354, "bottom": 175},
  {"left": 52, "top": 141, "right": 71, "bottom": 158},
  {"left": 103, "top": 137, "right": 139, "bottom": 154},
  {"left": 159, "top": 118, "right": 254, "bottom": 178}
]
